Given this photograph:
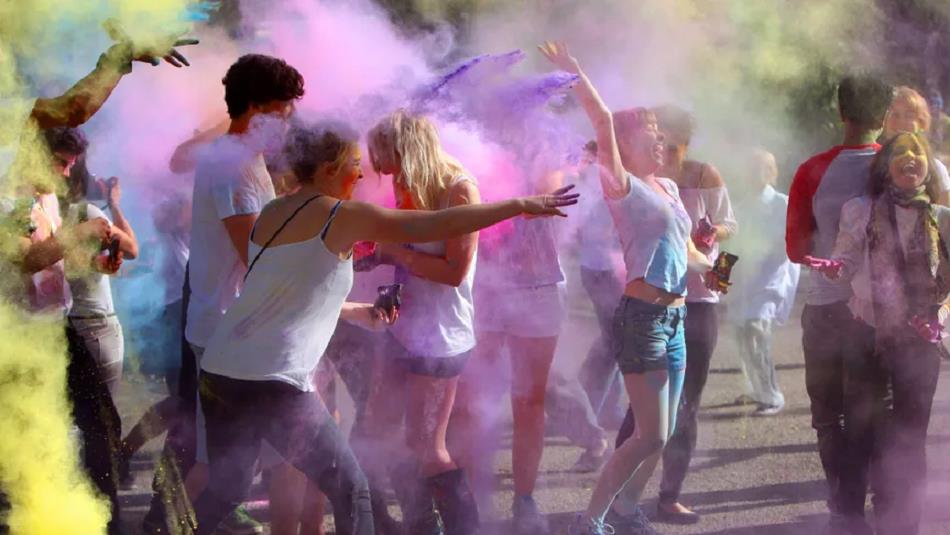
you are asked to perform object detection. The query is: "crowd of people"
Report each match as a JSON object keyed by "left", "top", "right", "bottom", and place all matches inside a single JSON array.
[{"left": 2, "top": 27, "right": 948, "bottom": 535}]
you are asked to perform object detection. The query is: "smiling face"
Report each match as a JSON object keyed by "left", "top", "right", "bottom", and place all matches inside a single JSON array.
[
  {"left": 616, "top": 114, "right": 664, "bottom": 175},
  {"left": 888, "top": 133, "right": 929, "bottom": 191},
  {"left": 337, "top": 146, "right": 364, "bottom": 200}
]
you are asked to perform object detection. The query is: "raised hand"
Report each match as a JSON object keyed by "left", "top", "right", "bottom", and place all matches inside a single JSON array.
[
  {"left": 538, "top": 41, "right": 581, "bottom": 74},
  {"left": 521, "top": 184, "right": 580, "bottom": 217},
  {"left": 103, "top": 19, "right": 199, "bottom": 68},
  {"left": 802, "top": 255, "right": 843, "bottom": 279}
]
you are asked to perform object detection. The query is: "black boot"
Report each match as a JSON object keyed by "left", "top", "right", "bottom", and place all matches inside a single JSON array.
[
  {"left": 427, "top": 469, "right": 479, "bottom": 535},
  {"left": 390, "top": 461, "right": 444, "bottom": 535},
  {"left": 370, "top": 490, "right": 403, "bottom": 535}
]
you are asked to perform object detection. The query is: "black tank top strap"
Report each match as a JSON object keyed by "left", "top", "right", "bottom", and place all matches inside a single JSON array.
[
  {"left": 319, "top": 200, "right": 344, "bottom": 241},
  {"left": 244, "top": 194, "right": 324, "bottom": 282}
]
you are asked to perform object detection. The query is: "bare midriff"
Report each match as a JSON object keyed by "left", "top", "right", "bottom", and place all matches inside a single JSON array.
[{"left": 623, "top": 278, "right": 686, "bottom": 308}]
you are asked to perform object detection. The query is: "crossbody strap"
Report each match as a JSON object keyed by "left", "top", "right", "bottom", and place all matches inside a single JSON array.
[{"left": 244, "top": 194, "right": 324, "bottom": 282}]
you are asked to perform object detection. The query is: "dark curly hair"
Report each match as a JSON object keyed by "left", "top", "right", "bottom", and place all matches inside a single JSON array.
[
  {"left": 838, "top": 74, "right": 894, "bottom": 130},
  {"left": 223, "top": 54, "right": 305, "bottom": 119},
  {"left": 868, "top": 131, "right": 941, "bottom": 200},
  {"left": 282, "top": 120, "right": 359, "bottom": 184},
  {"left": 42, "top": 127, "right": 88, "bottom": 156}
]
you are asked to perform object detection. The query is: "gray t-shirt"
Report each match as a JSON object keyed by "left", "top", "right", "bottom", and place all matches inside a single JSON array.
[{"left": 66, "top": 203, "right": 115, "bottom": 318}]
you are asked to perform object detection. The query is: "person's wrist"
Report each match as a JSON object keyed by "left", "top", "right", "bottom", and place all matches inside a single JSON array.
[{"left": 99, "top": 43, "right": 133, "bottom": 74}]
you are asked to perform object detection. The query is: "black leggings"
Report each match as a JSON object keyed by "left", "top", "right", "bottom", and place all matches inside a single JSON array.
[{"left": 193, "top": 372, "right": 373, "bottom": 535}]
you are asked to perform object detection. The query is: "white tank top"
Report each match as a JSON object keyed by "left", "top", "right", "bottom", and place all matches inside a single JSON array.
[
  {"left": 200, "top": 199, "right": 354, "bottom": 391},
  {"left": 391, "top": 177, "right": 477, "bottom": 358}
]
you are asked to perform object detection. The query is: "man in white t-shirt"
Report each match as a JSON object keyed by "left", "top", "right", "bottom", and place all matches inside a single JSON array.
[{"left": 144, "top": 53, "right": 304, "bottom": 535}]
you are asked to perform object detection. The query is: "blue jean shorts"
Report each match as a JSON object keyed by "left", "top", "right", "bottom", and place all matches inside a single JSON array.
[{"left": 612, "top": 296, "right": 687, "bottom": 374}]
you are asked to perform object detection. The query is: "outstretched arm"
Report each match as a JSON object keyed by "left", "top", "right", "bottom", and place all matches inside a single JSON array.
[
  {"left": 334, "top": 186, "right": 579, "bottom": 249},
  {"left": 539, "top": 41, "right": 628, "bottom": 199}
]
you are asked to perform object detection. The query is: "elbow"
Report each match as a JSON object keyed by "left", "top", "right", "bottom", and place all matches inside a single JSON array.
[{"left": 64, "top": 98, "right": 95, "bottom": 128}]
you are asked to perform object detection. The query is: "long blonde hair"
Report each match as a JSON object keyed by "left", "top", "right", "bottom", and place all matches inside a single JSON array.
[{"left": 368, "top": 109, "right": 470, "bottom": 210}]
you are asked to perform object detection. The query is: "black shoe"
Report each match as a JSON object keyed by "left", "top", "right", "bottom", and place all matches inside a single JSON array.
[
  {"left": 428, "top": 469, "right": 480, "bottom": 535},
  {"left": 512, "top": 495, "right": 549, "bottom": 534},
  {"left": 655, "top": 503, "right": 700, "bottom": 525},
  {"left": 370, "top": 493, "right": 403, "bottom": 535}
]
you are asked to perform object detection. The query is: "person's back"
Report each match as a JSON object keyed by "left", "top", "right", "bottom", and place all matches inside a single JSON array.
[
  {"left": 186, "top": 135, "right": 275, "bottom": 348},
  {"left": 793, "top": 143, "right": 879, "bottom": 305}
]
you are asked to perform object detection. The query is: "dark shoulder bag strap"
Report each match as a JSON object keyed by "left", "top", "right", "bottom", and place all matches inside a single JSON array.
[{"left": 244, "top": 194, "right": 323, "bottom": 282}]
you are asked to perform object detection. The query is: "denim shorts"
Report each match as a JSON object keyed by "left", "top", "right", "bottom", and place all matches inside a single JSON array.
[
  {"left": 388, "top": 332, "right": 472, "bottom": 378},
  {"left": 612, "top": 296, "right": 687, "bottom": 374}
]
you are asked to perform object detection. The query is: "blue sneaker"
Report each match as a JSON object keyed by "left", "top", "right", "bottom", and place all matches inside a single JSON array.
[
  {"left": 568, "top": 514, "right": 615, "bottom": 535},
  {"left": 605, "top": 505, "right": 660, "bottom": 535}
]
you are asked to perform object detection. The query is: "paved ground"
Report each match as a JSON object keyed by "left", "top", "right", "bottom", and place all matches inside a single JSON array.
[{"left": 116, "top": 273, "right": 950, "bottom": 534}]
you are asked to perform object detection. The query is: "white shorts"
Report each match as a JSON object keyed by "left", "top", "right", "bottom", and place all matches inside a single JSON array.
[{"left": 475, "top": 282, "right": 567, "bottom": 338}]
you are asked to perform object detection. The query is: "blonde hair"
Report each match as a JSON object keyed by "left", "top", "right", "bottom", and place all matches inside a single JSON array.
[
  {"left": 368, "top": 109, "right": 470, "bottom": 210},
  {"left": 887, "top": 86, "right": 932, "bottom": 132}
]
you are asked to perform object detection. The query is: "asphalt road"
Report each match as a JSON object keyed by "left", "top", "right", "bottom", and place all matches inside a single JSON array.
[{"left": 116, "top": 273, "right": 950, "bottom": 535}]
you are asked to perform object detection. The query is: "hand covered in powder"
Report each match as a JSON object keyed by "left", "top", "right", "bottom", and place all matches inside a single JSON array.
[
  {"left": 803, "top": 255, "right": 843, "bottom": 280},
  {"left": 909, "top": 313, "right": 945, "bottom": 344},
  {"left": 520, "top": 185, "right": 580, "bottom": 218},
  {"left": 103, "top": 19, "right": 199, "bottom": 68},
  {"left": 538, "top": 41, "right": 581, "bottom": 75}
]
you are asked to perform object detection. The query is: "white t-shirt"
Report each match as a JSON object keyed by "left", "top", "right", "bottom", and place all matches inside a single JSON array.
[
  {"left": 66, "top": 202, "right": 115, "bottom": 317},
  {"left": 390, "top": 177, "right": 477, "bottom": 358},
  {"left": 936, "top": 159, "right": 950, "bottom": 194},
  {"left": 159, "top": 229, "right": 189, "bottom": 306},
  {"left": 185, "top": 135, "right": 276, "bottom": 347}
]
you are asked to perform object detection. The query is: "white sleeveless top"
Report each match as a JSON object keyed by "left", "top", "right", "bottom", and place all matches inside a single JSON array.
[
  {"left": 200, "top": 199, "right": 354, "bottom": 391},
  {"left": 391, "top": 177, "right": 477, "bottom": 358}
]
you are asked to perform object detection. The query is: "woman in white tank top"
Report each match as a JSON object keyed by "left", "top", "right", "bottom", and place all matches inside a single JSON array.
[
  {"left": 357, "top": 110, "right": 481, "bottom": 534},
  {"left": 191, "top": 120, "right": 580, "bottom": 535}
]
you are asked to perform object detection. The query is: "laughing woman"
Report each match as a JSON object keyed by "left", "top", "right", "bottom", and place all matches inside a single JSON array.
[
  {"left": 812, "top": 131, "right": 950, "bottom": 535},
  {"left": 540, "top": 42, "right": 715, "bottom": 535}
]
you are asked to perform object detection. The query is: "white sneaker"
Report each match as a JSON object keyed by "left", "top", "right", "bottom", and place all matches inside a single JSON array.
[{"left": 754, "top": 402, "right": 784, "bottom": 416}]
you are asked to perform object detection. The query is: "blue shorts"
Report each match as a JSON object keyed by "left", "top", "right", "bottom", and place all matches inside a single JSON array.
[{"left": 612, "top": 296, "right": 687, "bottom": 374}]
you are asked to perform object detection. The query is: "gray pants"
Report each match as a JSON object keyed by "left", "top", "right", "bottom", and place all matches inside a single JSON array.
[
  {"left": 734, "top": 319, "right": 784, "bottom": 407},
  {"left": 68, "top": 315, "right": 124, "bottom": 396}
]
